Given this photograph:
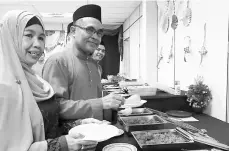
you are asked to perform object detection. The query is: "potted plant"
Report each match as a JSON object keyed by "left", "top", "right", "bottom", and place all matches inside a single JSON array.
[{"left": 186, "top": 76, "right": 212, "bottom": 113}]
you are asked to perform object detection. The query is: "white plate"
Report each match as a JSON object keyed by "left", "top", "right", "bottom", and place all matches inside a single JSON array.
[
  {"left": 69, "top": 124, "right": 121, "bottom": 142},
  {"left": 103, "top": 143, "right": 137, "bottom": 151},
  {"left": 105, "top": 85, "right": 120, "bottom": 89},
  {"left": 106, "top": 89, "right": 121, "bottom": 92},
  {"left": 120, "top": 100, "right": 147, "bottom": 108}
]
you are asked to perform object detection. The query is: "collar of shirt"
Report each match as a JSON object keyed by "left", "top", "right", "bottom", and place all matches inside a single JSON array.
[{"left": 71, "top": 47, "right": 89, "bottom": 60}]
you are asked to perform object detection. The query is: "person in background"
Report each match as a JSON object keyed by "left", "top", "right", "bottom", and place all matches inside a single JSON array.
[
  {"left": 91, "top": 41, "right": 106, "bottom": 77},
  {"left": 42, "top": 4, "right": 125, "bottom": 121},
  {"left": 0, "top": 10, "right": 102, "bottom": 151},
  {"left": 32, "top": 22, "right": 74, "bottom": 76}
]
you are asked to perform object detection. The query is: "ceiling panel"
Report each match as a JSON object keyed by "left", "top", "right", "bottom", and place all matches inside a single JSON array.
[{"left": 0, "top": 0, "right": 142, "bottom": 25}]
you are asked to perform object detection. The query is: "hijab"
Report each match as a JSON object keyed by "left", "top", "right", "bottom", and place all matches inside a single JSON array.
[
  {"left": 16, "top": 15, "right": 54, "bottom": 102},
  {"left": 0, "top": 10, "right": 47, "bottom": 151}
]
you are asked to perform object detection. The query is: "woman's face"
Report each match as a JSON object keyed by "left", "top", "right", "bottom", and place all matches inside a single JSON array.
[
  {"left": 92, "top": 44, "right": 105, "bottom": 61},
  {"left": 22, "top": 24, "right": 45, "bottom": 66}
]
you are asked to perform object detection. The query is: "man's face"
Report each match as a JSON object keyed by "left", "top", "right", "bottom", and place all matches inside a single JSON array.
[
  {"left": 73, "top": 17, "right": 103, "bottom": 55},
  {"left": 92, "top": 44, "right": 105, "bottom": 61}
]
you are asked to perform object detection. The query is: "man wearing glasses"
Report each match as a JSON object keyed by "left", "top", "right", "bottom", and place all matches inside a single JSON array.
[{"left": 42, "top": 4, "right": 124, "bottom": 122}]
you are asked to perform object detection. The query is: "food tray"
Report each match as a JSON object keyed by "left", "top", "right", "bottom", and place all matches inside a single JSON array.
[
  {"left": 119, "top": 115, "right": 174, "bottom": 134},
  {"left": 131, "top": 129, "right": 194, "bottom": 151},
  {"left": 118, "top": 108, "right": 154, "bottom": 117}
]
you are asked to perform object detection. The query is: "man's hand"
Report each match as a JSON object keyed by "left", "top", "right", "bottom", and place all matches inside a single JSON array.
[{"left": 101, "top": 93, "right": 125, "bottom": 110}]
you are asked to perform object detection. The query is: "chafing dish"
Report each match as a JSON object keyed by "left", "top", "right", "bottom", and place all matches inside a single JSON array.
[
  {"left": 118, "top": 108, "right": 153, "bottom": 117},
  {"left": 131, "top": 129, "right": 194, "bottom": 151},
  {"left": 119, "top": 115, "right": 173, "bottom": 133}
]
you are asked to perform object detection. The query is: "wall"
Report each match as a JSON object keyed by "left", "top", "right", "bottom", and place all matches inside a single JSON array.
[
  {"left": 158, "top": 0, "right": 228, "bottom": 121},
  {"left": 44, "top": 22, "right": 68, "bottom": 31},
  {"left": 140, "top": 1, "right": 158, "bottom": 86},
  {"left": 121, "top": 1, "right": 158, "bottom": 86}
]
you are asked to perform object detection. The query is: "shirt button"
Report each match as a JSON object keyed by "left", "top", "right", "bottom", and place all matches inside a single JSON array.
[
  {"left": 90, "top": 80, "right": 92, "bottom": 82},
  {"left": 89, "top": 71, "right": 91, "bottom": 73},
  {"left": 15, "top": 80, "right": 21, "bottom": 84},
  {"left": 41, "top": 123, "right": 44, "bottom": 126}
]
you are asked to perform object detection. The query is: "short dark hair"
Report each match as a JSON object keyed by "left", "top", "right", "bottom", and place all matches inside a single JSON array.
[
  {"left": 100, "top": 41, "right": 105, "bottom": 46},
  {"left": 67, "top": 22, "right": 73, "bottom": 35},
  {"left": 26, "top": 16, "right": 43, "bottom": 28}
]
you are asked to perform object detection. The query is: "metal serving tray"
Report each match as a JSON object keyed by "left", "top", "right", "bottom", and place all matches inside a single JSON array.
[
  {"left": 118, "top": 108, "right": 154, "bottom": 117},
  {"left": 131, "top": 129, "right": 194, "bottom": 151},
  {"left": 119, "top": 115, "right": 173, "bottom": 133}
]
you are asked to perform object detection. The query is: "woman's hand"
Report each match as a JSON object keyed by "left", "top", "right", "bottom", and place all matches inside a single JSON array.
[
  {"left": 81, "top": 118, "right": 110, "bottom": 125},
  {"left": 66, "top": 133, "right": 98, "bottom": 151}
]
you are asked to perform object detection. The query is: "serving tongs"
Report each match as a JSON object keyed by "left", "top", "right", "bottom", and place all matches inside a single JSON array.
[
  {"left": 146, "top": 108, "right": 205, "bottom": 134},
  {"left": 176, "top": 127, "right": 229, "bottom": 151},
  {"left": 147, "top": 108, "right": 229, "bottom": 151}
]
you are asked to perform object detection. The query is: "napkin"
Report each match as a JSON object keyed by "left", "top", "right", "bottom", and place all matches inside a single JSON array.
[{"left": 125, "top": 94, "right": 141, "bottom": 104}]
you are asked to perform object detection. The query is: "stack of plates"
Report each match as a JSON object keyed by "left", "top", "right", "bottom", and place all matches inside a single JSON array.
[{"left": 103, "top": 143, "right": 137, "bottom": 151}]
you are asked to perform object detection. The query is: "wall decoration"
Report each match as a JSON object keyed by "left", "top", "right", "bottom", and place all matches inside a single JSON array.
[
  {"left": 171, "top": 0, "right": 178, "bottom": 30},
  {"left": 181, "top": 0, "right": 192, "bottom": 27},
  {"left": 199, "top": 23, "right": 208, "bottom": 65},
  {"left": 157, "top": 47, "right": 164, "bottom": 69},
  {"left": 161, "top": 0, "right": 170, "bottom": 33},
  {"left": 45, "top": 30, "right": 65, "bottom": 53},
  {"left": 184, "top": 36, "right": 191, "bottom": 62},
  {"left": 167, "top": 36, "right": 174, "bottom": 63}
]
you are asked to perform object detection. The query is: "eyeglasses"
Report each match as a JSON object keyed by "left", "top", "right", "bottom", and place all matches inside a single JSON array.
[{"left": 73, "top": 25, "right": 104, "bottom": 38}]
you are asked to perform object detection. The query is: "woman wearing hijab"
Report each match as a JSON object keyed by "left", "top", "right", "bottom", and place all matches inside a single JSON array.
[{"left": 0, "top": 10, "right": 100, "bottom": 151}]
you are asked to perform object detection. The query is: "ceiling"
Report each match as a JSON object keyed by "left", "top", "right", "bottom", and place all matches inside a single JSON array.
[{"left": 0, "top": 0, "right": 142, "bottom": 25}]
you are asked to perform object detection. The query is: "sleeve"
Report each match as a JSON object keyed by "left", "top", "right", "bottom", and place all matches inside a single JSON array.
[
  {"left": 24, "top": 138, "right": 68, "bottom": 151},
  {"left": 42, "top": 58, "right": 93, "bottom": 120},
  {"left": 28, "top": 141, "right": 48, "bottom": 151},
  {"left": 46, "top": 136, "right": 68, "bottom": 151},
  {"left": 89, "top": 98, "right": 103, "bottom": 120},
  {"left": 60, "top": 119, "right": 82, "bottom": 135}
]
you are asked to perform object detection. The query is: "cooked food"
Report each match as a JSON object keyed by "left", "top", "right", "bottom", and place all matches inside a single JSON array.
[
  {"left": 123, "top": 116, "right": 164, "bottom": 125},
  {"left": 134, "top": 131, "right": 188, "bottom": 145}
]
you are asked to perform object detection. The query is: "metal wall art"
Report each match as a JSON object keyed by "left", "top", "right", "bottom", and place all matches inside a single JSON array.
[
  {"left": 171, "top": 0, "right": 178, "bottom": 30},
  {"left": 167, "top": 36, "right": 174, "bottom": 63},
  {"left": 157, "top": 47, "right": 164, "bottom": 69},
  {"left": 181, "top": 0, "right": 192, "bottom": 27},
  {"left": 184, "top": 36, "right": 191, "bottom": 62},
  {"left": 199, "top": 23, "right": 208, "bottom": 65},
  {"left": 161, "top": 0, "right": 170, "bottom": 33}
]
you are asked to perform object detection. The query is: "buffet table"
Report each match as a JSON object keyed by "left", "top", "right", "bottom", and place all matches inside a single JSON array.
[
  {"left": 96, "top": 113, "right": 229, "bottom": 151},
  {"left": 98, "top": 90, "right": 229, "bottom": 151}
]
